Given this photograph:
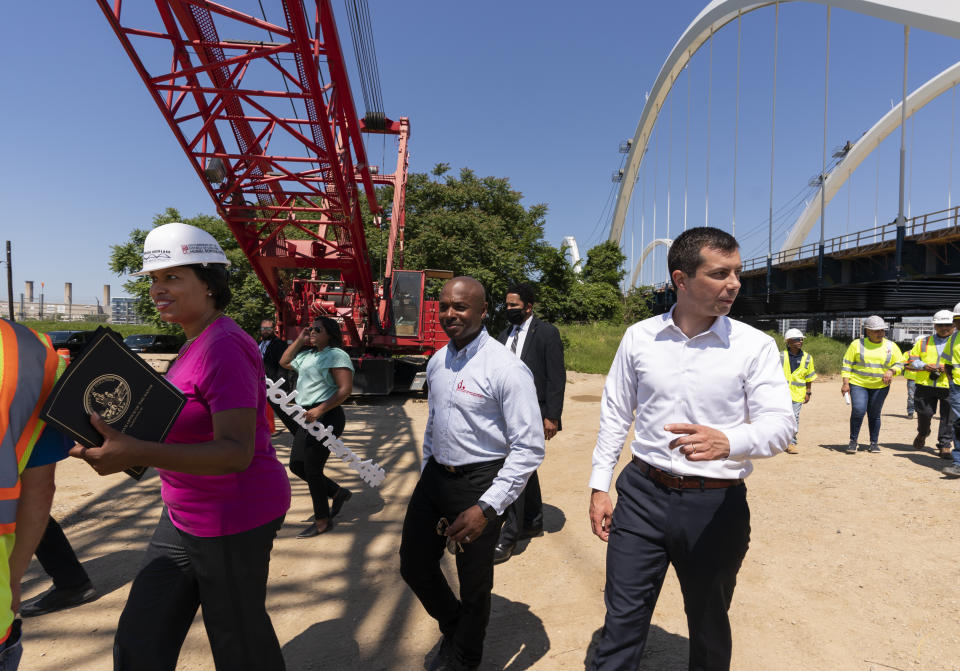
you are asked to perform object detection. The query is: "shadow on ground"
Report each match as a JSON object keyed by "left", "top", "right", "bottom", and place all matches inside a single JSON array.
[
  {"left": 892, "top": 449, "right": 956, "bottom": 474},
  {"left": 28, "top": 394, "right": 429, "bottom": 670},
  {"left": 583, "top": 625, "right": 688, "bottom": 670},
  {"left": 542, "top": 503, "right": 566, "bottom": 535}
]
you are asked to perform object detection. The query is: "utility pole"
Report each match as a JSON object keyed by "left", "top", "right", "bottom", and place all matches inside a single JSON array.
[{"left": 4, "top": 242, "right": 12, "bottom": 321}]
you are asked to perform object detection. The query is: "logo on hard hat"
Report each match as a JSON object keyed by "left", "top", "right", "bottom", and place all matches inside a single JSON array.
[
  {"left": 143, "top": 249, "right": 172, "bottom": 262},
  {"left": 181, "top": 243, "right": 223, "bottom": 255},
  {"left": 83, "top": 374, "right": 131, "bottom": 424}
]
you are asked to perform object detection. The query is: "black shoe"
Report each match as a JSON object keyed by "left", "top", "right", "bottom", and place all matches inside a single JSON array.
[
  {"left": 520, "top": 524, "right": 543, "bottom": 539},
  {"left": 493, "top": 543, "right": 514, "bottom": 564},
  {"left": 301, "top": 514, "right": 316, "bottom": 523},
  {"left": 296, "top": 520, "right": 333, "bottom": 538},
  {"left": 20, "top": 582, "right": 97, "bottom": 617},
  {"left": 330, "top": 488, "right": 353, "bottom": 518},
  {"left": 428, "top": 652, "right": 478, "bottom": 671},
  {"left": 428, "top": 639, "right": 451, "bottom": 671}
]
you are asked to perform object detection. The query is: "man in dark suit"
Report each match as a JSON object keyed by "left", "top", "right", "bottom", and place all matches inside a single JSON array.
[
  {"left": 260, "top": 318, "right": 300, "bottom": 433},
  {"left": 494, "top": 283, "right": 565, "bottom": 563}
]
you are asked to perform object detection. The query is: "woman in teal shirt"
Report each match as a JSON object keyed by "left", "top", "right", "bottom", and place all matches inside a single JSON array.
[{"left": 280, "top": 317, "right": 354, "bottom": 537}]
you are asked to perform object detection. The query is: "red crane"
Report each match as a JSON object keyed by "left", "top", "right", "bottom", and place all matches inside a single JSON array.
[{"left": 96, "top": 0, "right": 448, "bottom": 392}]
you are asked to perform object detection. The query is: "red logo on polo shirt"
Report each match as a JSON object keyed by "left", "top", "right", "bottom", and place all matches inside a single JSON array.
[{"left": 456, "top": 380, "right": 485, "bottom": 398}]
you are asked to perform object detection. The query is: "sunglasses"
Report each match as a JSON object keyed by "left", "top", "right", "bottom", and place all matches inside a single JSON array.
[{"left": 436, "top": 517, "right": 463, "bottom": 555}]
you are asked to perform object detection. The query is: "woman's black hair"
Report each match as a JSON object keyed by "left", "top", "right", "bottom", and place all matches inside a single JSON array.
[
  {"left": 188, "top": 264, "right": 232, "bottom": 310},
  {"left": 312, "top": 316, "right": 344, "bottom": 349}
]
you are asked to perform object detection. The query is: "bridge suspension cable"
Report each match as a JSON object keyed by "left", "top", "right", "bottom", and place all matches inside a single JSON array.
[
  {"left": 733, "top": 11, "right": 741, "bottom": 236},
  {"left": 706, "top": 30, "right": 714, "bottom": 229},
  {"left": 667, "top": 82, "right": 673, "bottom": 243},
  {"left": 895, "top": 25, "right": 909, "bottom": 277},
  {"left": 653, "top": 121, "right": 659, "bottom": 283},
  {"left": 767, "top": 0, "right": 780, "bottom": 300},
  {"left": 818, "top": 5, "right": 831, "bottom": 281},
  {"left": 684, "top": 64, "right": 691, "bottom": 232},
  {"left": 951, "top": 85, "right": 956, "bottom": 211}
]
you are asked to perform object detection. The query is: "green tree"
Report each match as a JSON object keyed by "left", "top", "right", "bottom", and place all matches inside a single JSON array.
[
  {"left": 582, "top": 240, "right": 626, "bottom": 287},
  {"left": 108, "top": 208, "right": 272, "bottom": 334},
  {"left": 534, "top": 242, "right": 577, "bottom": 323},
  {"left": 565, "top": 282, "right": 623, "bottom": 323},
  {"left": 397, "top": 166, "right": 548, "bottom": 304},
  {"left": 623, "top": 286, "right": 655, "bottom": 324}
]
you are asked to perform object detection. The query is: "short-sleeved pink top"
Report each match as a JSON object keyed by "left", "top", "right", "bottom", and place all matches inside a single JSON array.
[{"left": 160, "top": 316, "right": 291, "bottom": 537}]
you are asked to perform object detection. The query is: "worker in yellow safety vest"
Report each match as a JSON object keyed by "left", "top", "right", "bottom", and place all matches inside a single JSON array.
[
  {"left": 781, "top": 328, "right": 816, "bottom": 454},
  {"left": 0, "top": 319, "right": 72, "bottom": 669},
  {"left": 905, "top": 311, "right": 954, "bottom": 457},
  {"left": 903, "top": 335, "right": 924, "bottom": 420},
  {"left": 840, "top": 315, "right": 904, "bottom": 454},
  {"left": 938, "top": 302, "right": 960, "bottom": 477}
]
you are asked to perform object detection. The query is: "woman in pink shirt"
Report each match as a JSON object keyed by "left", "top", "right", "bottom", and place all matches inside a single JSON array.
[{"left": 73, "top": 223, "right": 290, "bottom": 671}]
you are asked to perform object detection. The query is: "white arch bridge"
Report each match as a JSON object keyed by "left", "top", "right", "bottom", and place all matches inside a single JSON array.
[{"left": 603, "top": 0, "right": 960, "bottom": 297}]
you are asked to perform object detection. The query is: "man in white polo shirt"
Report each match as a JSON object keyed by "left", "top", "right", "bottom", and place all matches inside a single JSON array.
[{"left": 588, "top": 227, "right": 794, "bottom": 670}]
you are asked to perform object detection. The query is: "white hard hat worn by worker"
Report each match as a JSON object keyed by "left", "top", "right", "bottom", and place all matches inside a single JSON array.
[
  {"left": 953, "top": 302, "right": 960, "bottom": 317},
  {"left": 784, "top": 328, "right": 804, "bottom": 341},
  {"left": 863, "top": 315, "right": 887, "bottom": 331},
  {"left": 132, "top": 222, "right": 231, "bottom": 276},
  {"left": 933, "top": 310, "right": 954, "bottom": 325}
]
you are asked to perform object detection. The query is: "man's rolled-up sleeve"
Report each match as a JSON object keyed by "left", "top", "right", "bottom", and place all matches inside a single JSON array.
[
  {"left": 478, "top": 365, "right": 545, "bottom": 515},
  {"left": 589, "top": 329, "right": 638, "bottom": 493},
  {"left": 725, "top": 338, "right": 795, "bottom": 460}
]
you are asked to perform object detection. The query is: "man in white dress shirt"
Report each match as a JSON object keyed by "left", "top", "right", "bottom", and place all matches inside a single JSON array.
[
  {"left": 588, "top": 227, "right": 795, "bottom": 671},
  {"left": 399, "top": 276, "right": 545, "bottom": 671}
]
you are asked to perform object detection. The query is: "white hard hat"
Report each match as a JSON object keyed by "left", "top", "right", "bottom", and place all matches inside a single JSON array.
[
  {"left": 132, "top": 222, "right": 230, "bottom": 276},
  {"left": 953, "top": 302, "right": 960, "bottom": 317},
  {"left": 933, "top": 310, "right": 954, "bottom": 325},
  {"left": 863, "top": 315, "right": 887, "bottom": 330},
  {"left": 784, "top": 328, "right": 804, "bottom": 340}
]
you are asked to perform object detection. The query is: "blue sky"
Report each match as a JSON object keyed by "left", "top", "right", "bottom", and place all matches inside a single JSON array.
[{"left": 1, "top": 1, "right": 957, "bottom": 303}]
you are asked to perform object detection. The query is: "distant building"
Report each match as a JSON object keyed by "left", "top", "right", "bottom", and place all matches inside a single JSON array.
[
  {"left": 778, "top": 316, "right": 928, "bottom": 343},
  {"left": 14, "top": 282, "right": 142, "bottom": 324},
  {"left": 110, "top": 297, "right": 143, "bottom": 325}
]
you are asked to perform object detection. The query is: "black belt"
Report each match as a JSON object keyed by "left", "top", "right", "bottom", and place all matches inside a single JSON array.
[
  {"left": 430, "top": 456, "right": 504, "bottom": 475},
  {"left": 633, "top": 456, "right": 743, "bottom": 491}
]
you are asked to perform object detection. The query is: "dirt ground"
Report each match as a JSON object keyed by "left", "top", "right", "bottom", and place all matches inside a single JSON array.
[{"left": 19, "top": 373, "right": 960, "bottom": 670}]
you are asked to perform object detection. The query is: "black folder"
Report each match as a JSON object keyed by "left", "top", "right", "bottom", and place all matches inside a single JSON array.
[{"left": 40, "top": 326, "right": 186, "bottom": 480}]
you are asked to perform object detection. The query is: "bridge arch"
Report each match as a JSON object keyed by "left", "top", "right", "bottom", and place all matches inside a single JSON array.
[
  {"left": 630, "top": 238, "right": 673, "bottom": 288},
  {"left": 780, "top": 60, "right": 960, "bottom": 254},
  {"left": 609, "top": 0, "right": 960, "bottom": 246}
]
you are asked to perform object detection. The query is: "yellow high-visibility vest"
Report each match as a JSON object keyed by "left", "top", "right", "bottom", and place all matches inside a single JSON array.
[
  {"left": 943, "top": 332, "right": 960, "bottom": 385},
  {"left": 841, "top": 337, "right": 903, "bottom": 389},
  {"left": 781, "top": 350, "right": 817, "bottom": 403},
  {"left": 906, "top": 336, "right": 949, "bottom": 389}
]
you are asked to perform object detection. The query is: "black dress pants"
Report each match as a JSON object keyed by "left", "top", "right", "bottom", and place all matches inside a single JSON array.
[
  {"left": 114, "top": 510, "right": 285, "bottom": 671},
  {"left": 592, "top": 461, "right": 750, "bottom": 671},
  {"left": 289, "top": 404, "right": 345, "bottom": 519},
  {"left": 399, "top": 457, "right": 505, "bottom": 669},
  {"left": 498, "top": 470, "right": 543, "bottom": 546},
  {"left": 914, "top": 384, "right": 952, "bottom": 448},
  {"left": 35, "top": 517, "right": 90, "bottom": 589}
]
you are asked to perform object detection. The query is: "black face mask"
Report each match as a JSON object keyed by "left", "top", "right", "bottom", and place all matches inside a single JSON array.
[{"left": 505, "top": 308, "right": 526, "bottom": 325}]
